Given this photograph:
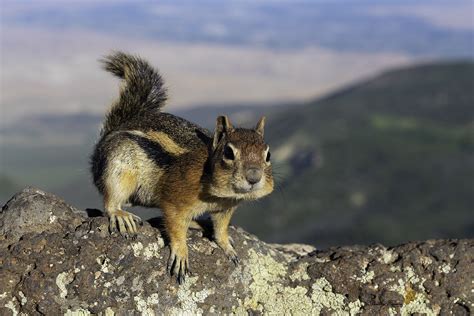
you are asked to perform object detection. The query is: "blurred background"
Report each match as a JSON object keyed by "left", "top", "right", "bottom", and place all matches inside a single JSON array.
[{"left": 1, "top": 0, "right": 473, "bottom": 248}]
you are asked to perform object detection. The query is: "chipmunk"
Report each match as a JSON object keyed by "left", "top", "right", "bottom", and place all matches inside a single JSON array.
[{"left": 90, "top": 52, "right": 274, "bottom": 283}]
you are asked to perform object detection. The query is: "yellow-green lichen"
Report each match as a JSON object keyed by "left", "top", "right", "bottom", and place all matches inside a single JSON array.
[
  {"left": 245, "top": 253, "right": 307, "bottom": 313},
  {"left": 102, "top": 307, "right": 115, "bottom": 316},
  {"left": 4, "top": 297, "right": 19, "bottom": 316},
  {"left": 388, "top": 267, "right": 437, "bottom": 316},
  {"left": 17, "top": 291, "right": 26, "bottom": 306},
  {"left": 378, "top": 248, "right": 397, "bottom": 264},
  {"left": 64, "top": 308, "right": 91, "bottom": 316},
  {"left": 419, "top": 256, "right": 433, "bottom": 267},
  {"left": 56, "top": 271, "right": 74, "bottom": 299},
  {"left": 439, "top": 263, "right": 452, "bottom": 274},
  {"left": 353, "top": 270, "right": 375, "bottom": 284},
  {"left": 169, "top": 276, "right": 214, "bottom": 315},
  {"left": 96, "top": 256, "right": 114, "bottom": 274},
  {"left": 388, "top": 307, "right": 397, "bottom": 316},
  {"left": 290, "top": 262, "right": 310, "bottom": 282},
  {"left": 239, "top": 249, "right": 364, "bottom": 315},
  {"left": 131, "top": 241, "right": 164, "bottom": 260},
  {"left": 131, "top": 242, "right": 144, "bottom": 257},
  {"left": 49, "top": 213, "right": 57, "bottom": 223},
  {"left": 134, "top": 293, "right": 159, "bottom": 315},
  {"left": 311, "top": 277, "right": 363, "bottom": 315},
  {"left": 401, "top": 291, "right": 438, "bottom": 316}
]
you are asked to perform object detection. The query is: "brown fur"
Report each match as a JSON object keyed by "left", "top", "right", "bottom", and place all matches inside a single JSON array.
[{"left": 90, "top": 52, "right": 274, "bottom": 284}]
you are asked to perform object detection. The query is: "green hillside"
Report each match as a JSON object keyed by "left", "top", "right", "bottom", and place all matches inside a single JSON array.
[{"left": 236, "top": 61, "right": 474, "bottom": 247}]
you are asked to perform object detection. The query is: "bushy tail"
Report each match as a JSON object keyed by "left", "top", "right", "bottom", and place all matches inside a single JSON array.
[{"left": 100, "top": 51, "right": 167, "bottom": 135}]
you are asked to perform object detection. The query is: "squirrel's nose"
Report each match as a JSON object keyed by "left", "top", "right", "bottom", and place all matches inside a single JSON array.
[{"left": 246, "top": 168, "right": 263, "bottom": 185}]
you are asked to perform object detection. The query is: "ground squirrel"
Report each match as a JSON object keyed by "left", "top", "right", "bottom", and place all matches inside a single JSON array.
[{"left": 90, "top": 52, "right": 274, "bottom": 283}]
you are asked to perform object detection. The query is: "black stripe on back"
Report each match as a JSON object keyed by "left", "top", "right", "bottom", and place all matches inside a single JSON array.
[{"left": 125, "top": 132, "right": 175, "bottom": 167}]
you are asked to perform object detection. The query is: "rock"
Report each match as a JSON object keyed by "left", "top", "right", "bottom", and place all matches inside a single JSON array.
[
  {"left": 0, "top": 188, "right": 472, "bottom": 315},
  {"left": 269, "top": 243, "right": 317, "bottom": 257}
]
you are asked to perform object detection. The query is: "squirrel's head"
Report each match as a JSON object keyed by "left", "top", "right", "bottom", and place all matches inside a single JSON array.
[{"left": 207, "top": 115, "right": 274, "bottom": 200}]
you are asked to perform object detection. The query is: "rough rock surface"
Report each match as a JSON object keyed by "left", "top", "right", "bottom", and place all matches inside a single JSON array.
[{"left": 1, "top": 188, "right": 473, "bottom": 315}]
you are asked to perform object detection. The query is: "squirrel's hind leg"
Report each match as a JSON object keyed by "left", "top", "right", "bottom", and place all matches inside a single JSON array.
[{"left": 103, "top": 169, "right": 142, "bottom": 236}]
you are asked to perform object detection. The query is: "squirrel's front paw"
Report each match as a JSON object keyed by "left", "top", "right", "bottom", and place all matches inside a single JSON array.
[
  {"left": 216, "top": 238, "right": 240, "bottom": 266},
  {"left": 167, "top": 246, "right": 189, "bottom": 284},
  {"left": 109, "top": 210, "right": 142, "bottom": 236},
  {"left": 224, "top": 246, "right": 240, "bottom": 266}
]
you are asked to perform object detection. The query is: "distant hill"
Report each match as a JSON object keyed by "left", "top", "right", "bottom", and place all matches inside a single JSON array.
[{"left": 236, "top": 61, "right": 474, "bottom": 247}]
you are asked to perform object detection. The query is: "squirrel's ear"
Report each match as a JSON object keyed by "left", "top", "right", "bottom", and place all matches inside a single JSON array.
[
  {"left": 255, "top": 116, "right": 266, "bottom": 137},
  {"left": 213, "top": 115, "right": 233, "bottom": 149}
]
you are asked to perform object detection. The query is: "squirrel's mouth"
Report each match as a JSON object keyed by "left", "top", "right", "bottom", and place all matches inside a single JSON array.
[
  {"left": 234, "top": 187, "right": 252, "bottom": 194},
  {"left": 233, "top": 180, "right": 264, "bottom": 194}
]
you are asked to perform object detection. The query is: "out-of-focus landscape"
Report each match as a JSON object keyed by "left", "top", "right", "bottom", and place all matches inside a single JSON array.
[{"left": 1, "top": 0, "right": 473, "bottom": 248}]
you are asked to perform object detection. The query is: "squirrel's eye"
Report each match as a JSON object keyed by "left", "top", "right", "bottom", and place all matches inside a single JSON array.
[
  {"left": 266, "top": 151, "right": 271, "bottom": 162},
  {"left": 223, "top": 145, "right": 235, "bottom": 160}
]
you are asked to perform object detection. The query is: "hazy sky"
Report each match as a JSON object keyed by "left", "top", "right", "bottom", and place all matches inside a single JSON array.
[{"left": 1, "top": 0, "right": 472, "bottom": 123}]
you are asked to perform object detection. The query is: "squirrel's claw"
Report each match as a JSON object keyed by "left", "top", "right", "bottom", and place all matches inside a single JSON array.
[
  {"left": 215, "top": 238, "right": 240, "bottom": 266},
  {"left": 167, "top": 252, "right": 176, "bottom": 274},
  {"left": 229, "top": 236, "right": 235, "bottom": 248},
  {"left": 109, "top": 214, "right": 118, "bottom": 232},
  {"left": 108, "top": 210, "right": 141, "bottom": 236},
  {"left": 168, "top": 248, "right": 189, "bottom": 284},
  {"left": 229, "top": 239, "right": 240, "bottom": 265},
  {"left": 226, "top": 248, "right": 240, "bottom": 266},
  {"left": 230, "top": 254, "right": 240, "bottom": 266}
]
